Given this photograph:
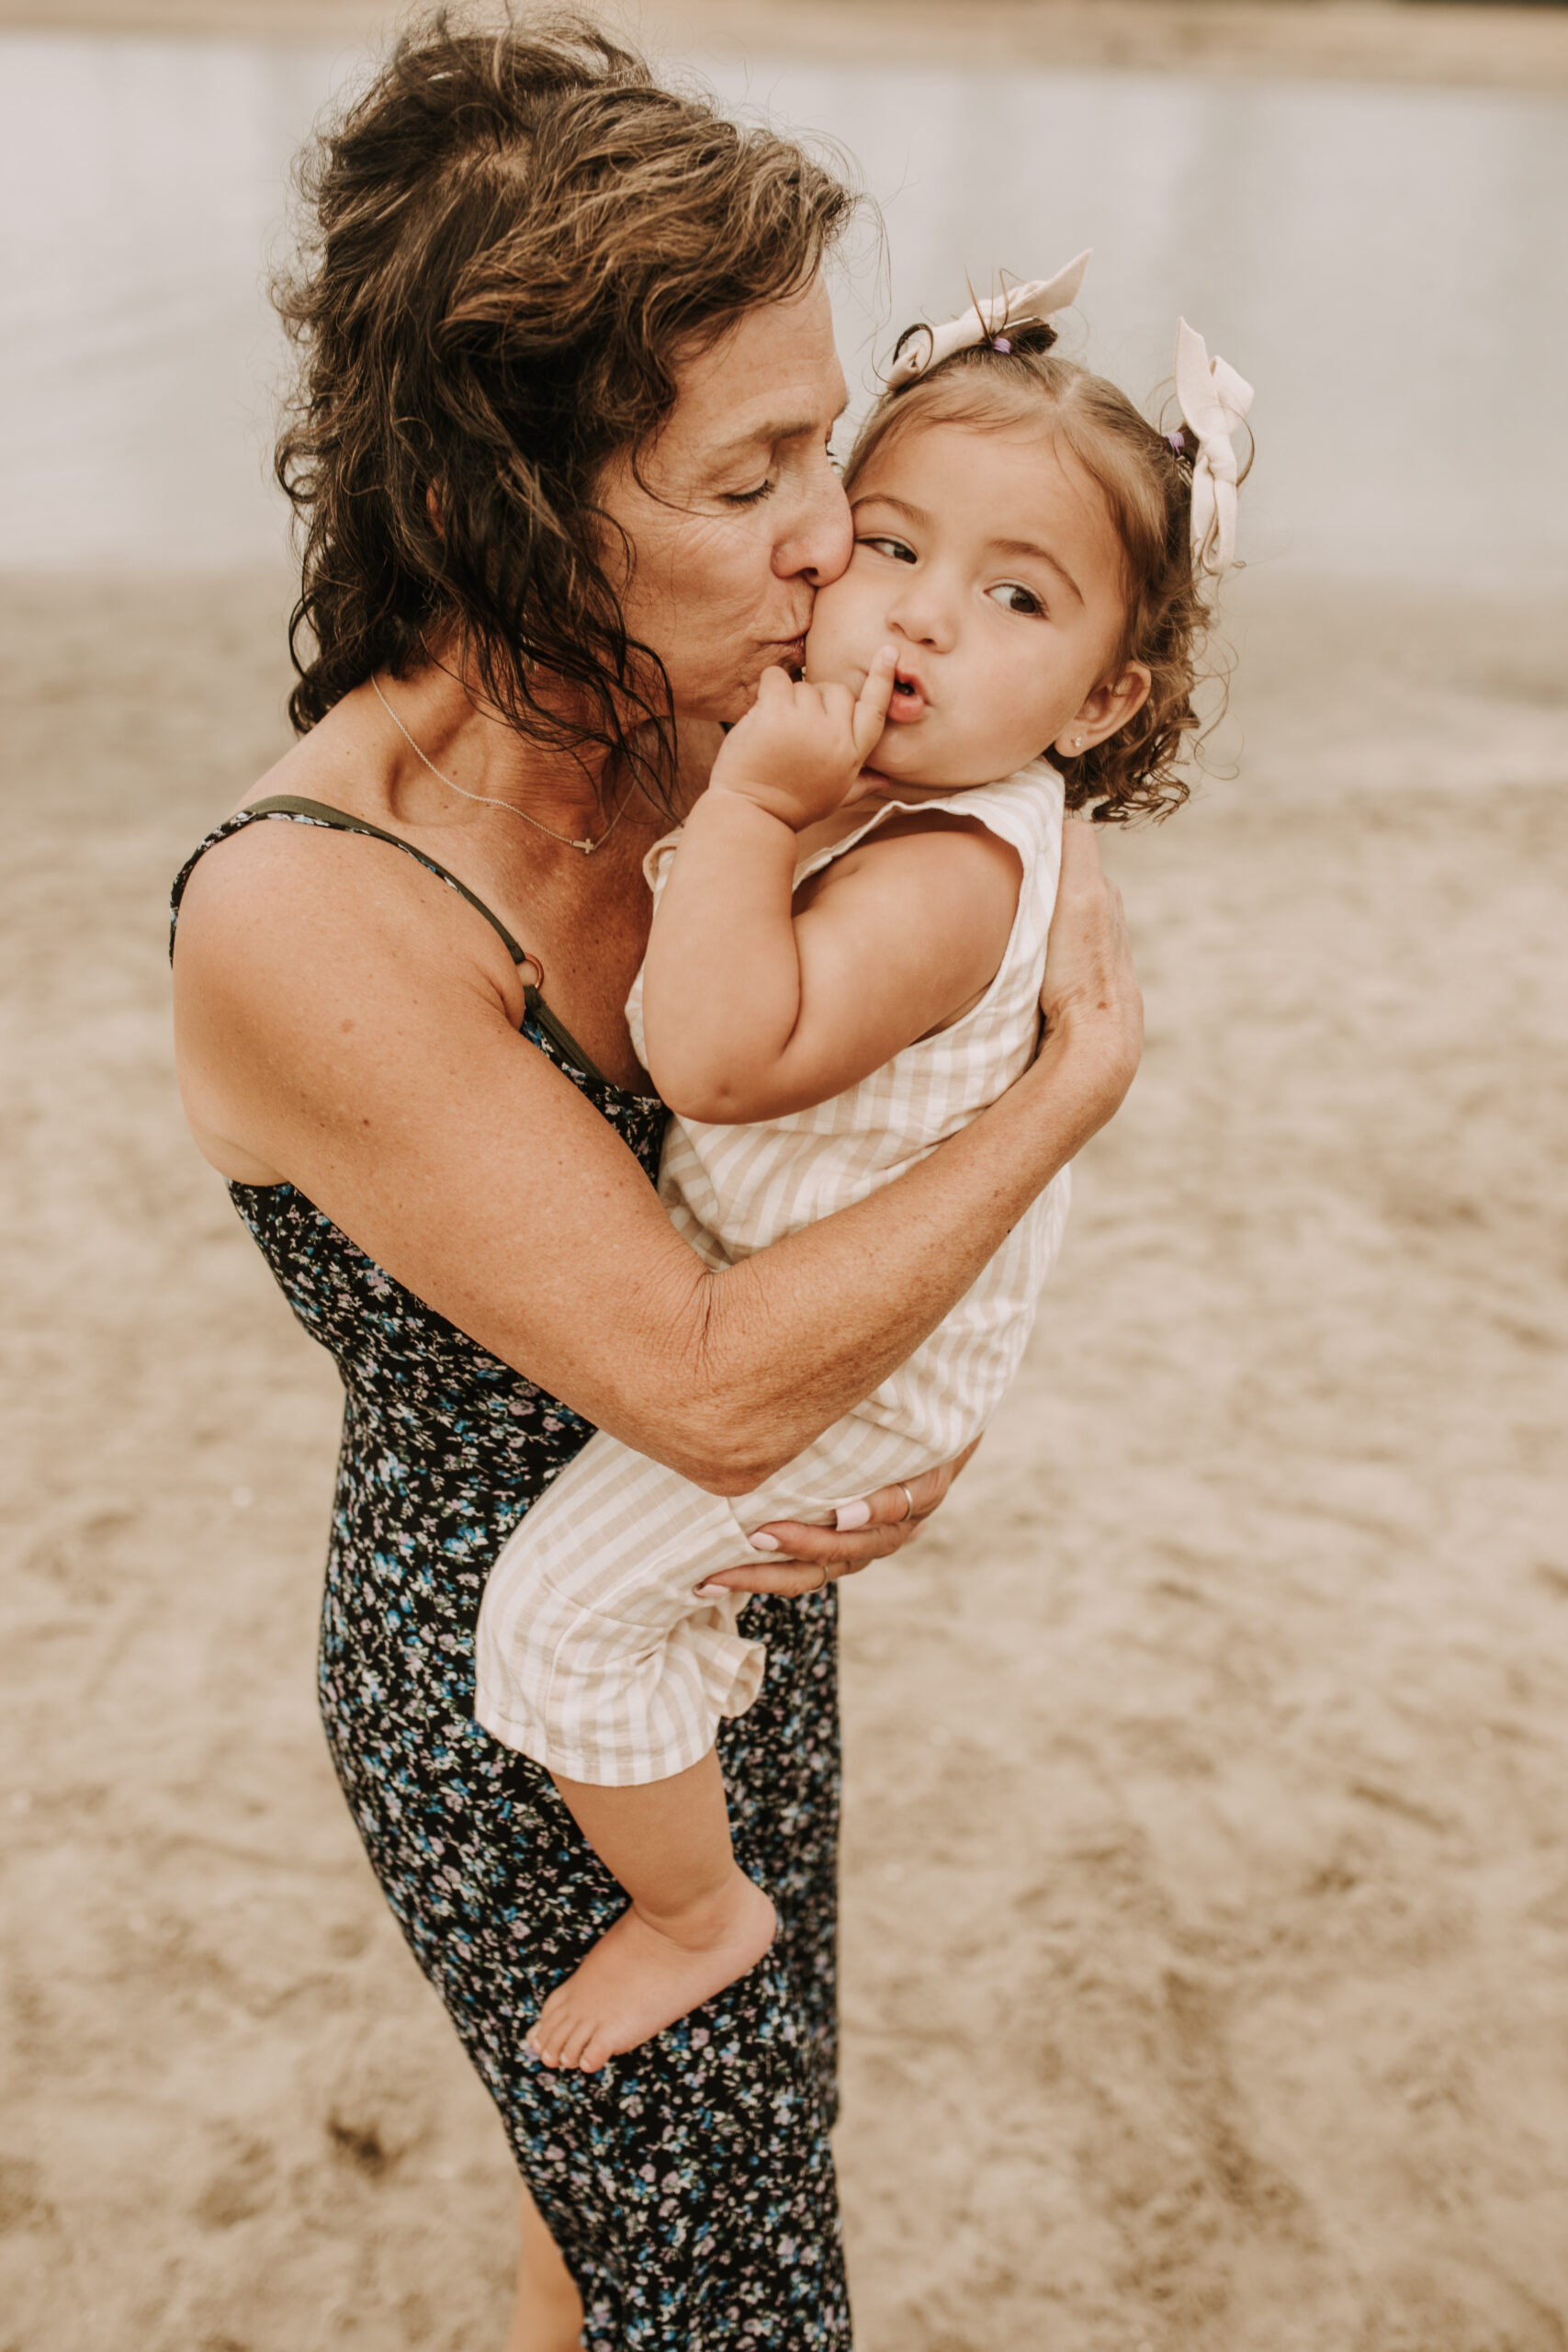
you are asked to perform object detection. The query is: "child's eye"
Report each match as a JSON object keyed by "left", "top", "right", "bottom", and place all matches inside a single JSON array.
[
  {"left": 987, "top": 582, "right": 1044, "bottom": 616},
  {"left": 858, "top": 535, "right": 917, "bottom": 564}
]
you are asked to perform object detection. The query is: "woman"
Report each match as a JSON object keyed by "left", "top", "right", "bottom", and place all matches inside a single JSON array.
[{"left": 171, "top": 17, "right": 1141, "bottom": 2347}]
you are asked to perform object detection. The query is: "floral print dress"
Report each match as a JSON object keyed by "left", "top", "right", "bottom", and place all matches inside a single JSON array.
[{"left": 172, "top": 804, "right": 851, "bottom": 2348}]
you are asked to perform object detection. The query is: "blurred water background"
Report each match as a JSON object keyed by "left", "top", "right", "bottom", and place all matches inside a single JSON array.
[{"left": 3, "top": 27, "right": 1566, "bottom": 590}]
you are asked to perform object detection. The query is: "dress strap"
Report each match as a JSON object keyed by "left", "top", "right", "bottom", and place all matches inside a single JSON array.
[
  {"left": 245, "top": 793, "right": 540, "bottom": 971},
  {"left": 177, "top": 794, "right": 611, "bottom": 1085}
]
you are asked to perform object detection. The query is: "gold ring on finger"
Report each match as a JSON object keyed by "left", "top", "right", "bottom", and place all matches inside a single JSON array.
[
  {"left": 897, "top": 1482, "right": 917, "bottom": 1523},
  {"left": 816, "top": 1559, "right": 831, "bottom": 1593}
]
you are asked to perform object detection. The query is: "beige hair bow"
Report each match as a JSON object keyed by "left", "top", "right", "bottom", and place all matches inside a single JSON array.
[
  {"left": 884, "top": 250, "right": 1092, "bottom": 391},
  {"left": 1174, "top": 318, "right": 1254, "bottom": 578}
]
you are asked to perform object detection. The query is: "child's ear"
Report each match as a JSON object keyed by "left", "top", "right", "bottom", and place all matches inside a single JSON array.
[{"left": 1053, "top": 661, "right": 1152, "bottom": 758}]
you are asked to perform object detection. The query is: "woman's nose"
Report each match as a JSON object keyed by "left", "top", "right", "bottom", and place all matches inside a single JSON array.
[{"left": 773, "top": 462, "right": 853, "bottom": 589}]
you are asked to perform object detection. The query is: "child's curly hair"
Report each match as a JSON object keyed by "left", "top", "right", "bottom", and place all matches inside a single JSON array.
[{"left": 842, "top": 316, "right": 1243, "bottom": 821}]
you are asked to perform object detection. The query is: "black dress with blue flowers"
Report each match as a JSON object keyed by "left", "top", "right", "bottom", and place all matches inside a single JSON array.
[{"left": 172, "top": 804, "right": 850, "bottom": 2348}]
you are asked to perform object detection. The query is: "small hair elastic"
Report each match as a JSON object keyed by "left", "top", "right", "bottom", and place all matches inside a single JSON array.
[{"left": 883, "top": 250, "right": 1092, "bottom": 391}]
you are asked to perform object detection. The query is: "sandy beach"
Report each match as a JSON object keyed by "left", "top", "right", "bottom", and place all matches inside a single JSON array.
[
  {"left": 5, "top": 552, "right": 1565, "bottom": 2348},
  {"left": 3, "top": 2, "right": 1568, "bottom": 2346}
]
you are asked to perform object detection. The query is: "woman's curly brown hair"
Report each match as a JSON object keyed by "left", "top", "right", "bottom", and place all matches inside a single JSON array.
[
  {"left": 273, "top": 7, "right": 853, "bottom": 805},
  {"left": 842, "top": 318, "right": 1244, "bottom": 821}
]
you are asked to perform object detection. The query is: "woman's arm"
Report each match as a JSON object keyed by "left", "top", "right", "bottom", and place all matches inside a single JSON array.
[{"left": 173, "top": 818, "right": 1137, "bottom": 1498}]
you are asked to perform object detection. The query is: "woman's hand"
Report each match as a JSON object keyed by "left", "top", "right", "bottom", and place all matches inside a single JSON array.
[
  {"left": 1039, "top": 817, "right": 1143, "bottom": 1106},
  {"left": 694, "top": 1441, "right": 981, "bottom": 1600}
]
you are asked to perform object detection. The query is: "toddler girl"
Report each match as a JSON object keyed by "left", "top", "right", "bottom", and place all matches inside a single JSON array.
[{"left": 475, "top": 256, "right": 1253, "bottom": 2073}]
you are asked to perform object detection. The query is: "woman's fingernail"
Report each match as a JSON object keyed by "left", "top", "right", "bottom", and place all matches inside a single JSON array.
[
  {"left": 694, "top": 1582, "right": 728, "bottom": 1600},
  {"left": 834, "top": 1498, "right": 872, "bottom": 1531},
  {"left": 749, "top": 1532, "right": 781, "bottom": 1552}
]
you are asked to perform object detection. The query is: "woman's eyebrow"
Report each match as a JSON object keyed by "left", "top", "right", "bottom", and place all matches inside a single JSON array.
[{"left": 710, "top": 407, "right": 848, "bottom": 462}]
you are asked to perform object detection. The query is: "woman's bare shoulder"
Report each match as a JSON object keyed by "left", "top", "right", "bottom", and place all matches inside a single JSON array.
[{"left": 177, "top": 806, "right": 525, "bottom": 1011}]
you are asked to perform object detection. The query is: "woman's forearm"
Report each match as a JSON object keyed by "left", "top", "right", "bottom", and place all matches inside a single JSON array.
[{"left": 660, "top": 1003, "right": 1136, "bottom": 1491}]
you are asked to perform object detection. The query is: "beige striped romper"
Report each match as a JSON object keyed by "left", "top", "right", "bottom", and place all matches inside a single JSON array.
[{"left": 474, "top": 761, "right": 1071, "bottom": 1784}]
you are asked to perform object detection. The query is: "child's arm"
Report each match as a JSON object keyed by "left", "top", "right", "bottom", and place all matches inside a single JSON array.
[{"left": 640, "top": 659, "right": 1025, "bottom": 1124}]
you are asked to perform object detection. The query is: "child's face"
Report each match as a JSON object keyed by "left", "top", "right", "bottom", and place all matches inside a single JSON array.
[{"left": 804, "top": 416, "right": 1142, "bottom": 788}]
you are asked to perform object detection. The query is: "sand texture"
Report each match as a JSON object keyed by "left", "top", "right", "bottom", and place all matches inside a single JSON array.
[{"left": 2, "top": 564, "right": 1565, "bottom": 2347}]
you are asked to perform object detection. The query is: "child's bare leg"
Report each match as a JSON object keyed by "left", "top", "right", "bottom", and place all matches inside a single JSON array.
[{"left": 527, "top": 1749, "right": 776, "bottom": 2075}]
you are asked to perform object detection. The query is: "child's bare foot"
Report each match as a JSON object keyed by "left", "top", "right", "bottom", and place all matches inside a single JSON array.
[{"left": 525, "top": 1869, "right": 775, "bottom": 2074}]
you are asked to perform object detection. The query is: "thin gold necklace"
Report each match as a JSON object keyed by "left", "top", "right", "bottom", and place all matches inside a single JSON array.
[{"left": 370, "top": 676, "right": 630, "bottom": 856}]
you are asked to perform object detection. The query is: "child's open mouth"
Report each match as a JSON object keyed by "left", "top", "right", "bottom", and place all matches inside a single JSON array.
[{"left": 888, "top": 670, "right": 926, "bottom": 720}]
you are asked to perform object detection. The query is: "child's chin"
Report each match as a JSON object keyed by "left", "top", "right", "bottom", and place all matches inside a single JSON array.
[{"left": 873, "top": 733, "right": 935, "bottom": 778}]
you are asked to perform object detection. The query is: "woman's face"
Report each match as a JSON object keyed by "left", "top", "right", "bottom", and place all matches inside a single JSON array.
[{"left": 598, "top": 277, "right": 852, "bottom": 724}]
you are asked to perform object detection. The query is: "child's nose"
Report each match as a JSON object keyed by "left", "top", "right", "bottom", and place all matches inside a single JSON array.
[{"left": 886, "top": 575, "right": 957, "bottom": 652}]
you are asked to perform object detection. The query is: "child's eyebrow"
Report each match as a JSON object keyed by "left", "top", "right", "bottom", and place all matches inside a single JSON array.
[
  {"left": 852, "top": 492, "right": 930, "bottom": 526},
  {"left": 987, "top": 537, "right": 1084, "bottom": 606}
]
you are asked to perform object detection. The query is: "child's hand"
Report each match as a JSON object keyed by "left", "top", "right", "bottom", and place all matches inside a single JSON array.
[{"left": 709, "top": 647, "right": 897, "bottom": 831}]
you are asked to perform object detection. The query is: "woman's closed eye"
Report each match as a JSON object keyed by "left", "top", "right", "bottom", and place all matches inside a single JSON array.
[
  {"left": 729, "top": 433, "right": 840, "bottom": 507},
  {"left": 726, "top": 475, "right": 778, "bottom": 508},
  {"left": 986, "top": 581, "right": 1046, "bottom": 617}
]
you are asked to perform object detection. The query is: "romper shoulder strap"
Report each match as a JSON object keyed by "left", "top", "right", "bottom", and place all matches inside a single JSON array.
[{"left": 177, "top": 793, "right": 610, "bottom": 1085}]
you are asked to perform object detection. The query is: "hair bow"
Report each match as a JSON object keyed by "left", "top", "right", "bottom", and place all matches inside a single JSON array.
[
  {"left": 1174, "top": 318, "right": 1254, "bottom": 579},
  {"left": 884, "top": 250, "right": 1092, "bottom": 391}
]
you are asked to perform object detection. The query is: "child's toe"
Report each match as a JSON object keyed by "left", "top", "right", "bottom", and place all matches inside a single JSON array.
[
  {"left": 558, "top": 2015, "right": 597, "bottom": 2070},
  {"left": 527, "top": 2014, "right": 568, "bottom": 2067}
]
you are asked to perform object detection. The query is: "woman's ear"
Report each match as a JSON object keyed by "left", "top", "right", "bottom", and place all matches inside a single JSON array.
[{"left": 1053, "top": 660, "right": 1152, "bottom": 758}]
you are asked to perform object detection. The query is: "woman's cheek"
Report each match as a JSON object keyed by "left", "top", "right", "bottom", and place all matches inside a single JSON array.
[
  {"left": 801, "top": 592, "right": 856, "bottom": 686},
  {"left": 670, "top": 642, "right": 771, "bottom": 725}
]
